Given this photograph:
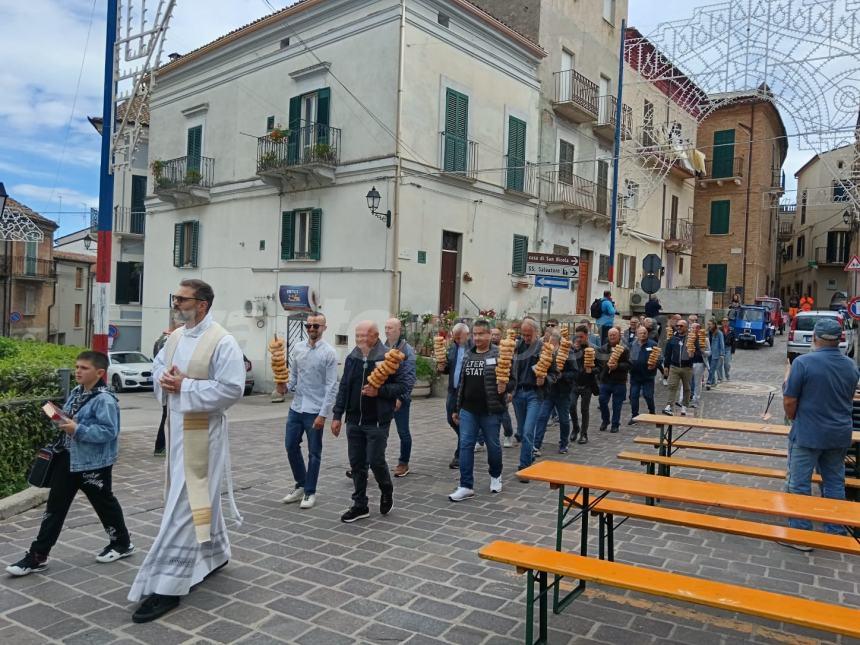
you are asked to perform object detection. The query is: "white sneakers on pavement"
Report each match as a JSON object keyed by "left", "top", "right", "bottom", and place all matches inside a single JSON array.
[
  {"left": 679, "top": 405, "right": 688, "bottom": 416},
  {"left": 448, "top": 487, "right": 475, "bottom": 502},
  {"left": 282, "top": 487, "right": 305, "bottom": 504},
  {"left": 300, "top": 494, "right": 316, "bottom": 509},
  {"left": 490, "top": 477, "right": 502, "bottom": 493},
  {"left": 503, "top": 436, "right": 513, "bottom": 448}
]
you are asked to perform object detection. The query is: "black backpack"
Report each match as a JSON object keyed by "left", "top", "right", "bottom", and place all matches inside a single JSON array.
[{"left": 590, "top": 298, "right": 603, "bottom": 320}]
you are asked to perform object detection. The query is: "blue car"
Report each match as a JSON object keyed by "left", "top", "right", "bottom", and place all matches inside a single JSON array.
[{"left": 730, "top": 305, "right": 775, "bottom": 348}]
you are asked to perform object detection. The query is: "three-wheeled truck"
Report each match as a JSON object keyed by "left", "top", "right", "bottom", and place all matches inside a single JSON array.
[{"left": 729, "top": 304, "right": 775, "bottom": 347}]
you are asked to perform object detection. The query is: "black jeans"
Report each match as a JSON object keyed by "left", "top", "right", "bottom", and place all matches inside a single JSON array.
[
  {"left": 570, "top": 387, "right": 592, "bottom": 435},
  {"left": 346, "top": 423, "right": 393, "bottom": 510},
  {"left": 446, "top": 390, "right": 460, "bottom": 457},
  {"left": 31, "top": 451, "right": 130, "bottom": 557},
  {"left": 155, "top": 405, "right": 167, "bottom": 452}
]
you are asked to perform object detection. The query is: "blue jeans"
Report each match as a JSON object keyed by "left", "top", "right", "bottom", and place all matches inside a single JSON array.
[
  {"left": 446, "top": 390, "right": 460, "bottom": 457},
  {"left": 599, "top": 382, "right": 626, "bottom": 429},
  {"left": 722, "top": 351, "right": 733, "bottom": 380},
  {"left": 501, "top": 405, "right": 513, "bottom": 437},
  {"left": 786, "top": 439, "right": 848, "bottom": 534},
  {"left": 513, "top": 389, "right": 541, "bottom": 470},
  {"left": 393, "top": 399, "right": 412, "bottom": 465},
  {"left": 285, "top": 409, "right": 323, "bottom": 495},
  {"left": 457, "top": 409, "right": 502, "bottom": 489},
  {"left": 707, "top": 355, "right": 722, "bottom": 385},
  {"left": 629, "top": 378, "right": 655, "bottom": 418},
  {"left": 535, "top": 392, "right": 571, "bottom": 450}
]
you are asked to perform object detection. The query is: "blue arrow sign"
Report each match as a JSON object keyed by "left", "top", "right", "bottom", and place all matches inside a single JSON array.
[{"left": 535, "top": 275, "right": 570, "bottom": 289}]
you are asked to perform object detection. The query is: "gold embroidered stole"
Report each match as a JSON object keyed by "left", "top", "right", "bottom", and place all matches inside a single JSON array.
[{"left": 163, "top": 321, "right": 228, "bottom": 543}]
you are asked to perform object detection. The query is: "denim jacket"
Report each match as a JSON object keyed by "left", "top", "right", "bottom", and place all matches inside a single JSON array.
[{"left": 63, "top": 388, "right": 121, "bottom": 472}]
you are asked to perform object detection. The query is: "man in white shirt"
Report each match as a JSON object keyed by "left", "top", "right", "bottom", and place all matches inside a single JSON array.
[{"left": 279, "top": 313, "right": 338, "bottom": 509}]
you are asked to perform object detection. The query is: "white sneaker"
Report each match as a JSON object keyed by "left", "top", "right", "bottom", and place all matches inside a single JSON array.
[
  {"left": 662, "top": 405, "right": 673, "bottom": 415},
  {"left": 490, "top": 477, "right": 502, "bottom": 493},
  {"left": 503, "top": 436, "right": 513, "bottom": 448},
  {"left": 680, "top": 406, "right": 687, "bottom": 416},
  {"left": 474, "top": 444, "right": 484, "bottom": 453},
  {"left": 448, "top": 487, "right": 475, "bottom": 502},
  {"left": 662, "top": 378, "right": 668, "bottom": 386},
  {"left": 299, "top": 494, "right": 316, "bottom": 509},
  {"left": 282, "top": 487, "right": 305, "bottom": 504}
]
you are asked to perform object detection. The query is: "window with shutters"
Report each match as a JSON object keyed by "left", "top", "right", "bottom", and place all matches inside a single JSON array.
[
  {"left": 23, "top": 286, "right": 36, "bottom": 315},
  {"left": 642, "top": 100, "right": 655, "bottom": 146},
  {"left": 443, "top": 88, "right": 469, "bottom": 173},
  {"left": 115, "top": 261, "right": 143, "bottom": 304},
  {"left": 615, "top": 254, "right": 625, "bottom": 288},
  {"left": 827, "top": 231, "right": 850, "bottom": 264},
  {"left": 833, "top": 181, "right": 850, "bottom": 202},
  {"left": 186, "top": 125, "right": 202, "bottom": 173},
  {"left": 282, "top": 209, "right": 322, "bottom": 261},
  {"left": 800, "top": 189, "right": 807, "bottom": 224},
  {"left": 558, "top": 140, "right": 574, "bottom": 185},
  {"left": 173, "top": 221, "right": 200, "bottom": 268},
  {"left": 679, "top": 257, "right": 684, "bottom": 274},
  {"left": 511, "top": 234, "right": 528, "bottom": 276},
  {"left": 74, "top": 304, "right": 82, "bottom": 329},
  {"left": 709, "top": 200, "right": 730, "bottom": 235},
  {"left": 75, "top": 267, "right": 84, "bottom": 290},
  {"left": 706, "top": 264, "right": 727, "bottom": 293},
  {"left": 598, "top": 254, "right": 610, "bottom": 282},
  {"left": 797, "top": 234, "right": 805, "bottom": 258},
  {"left": 711, "top": 129, "right": 735, "bottom": 178},
  {"left": 288, "top": 88, "right": 331, "bottom": 163},
  {"left": 266, "top": 115, "right": 275, "bottom": 132},
  {"left": 506, "top": 116, "right": 527, "bottom": 191}
]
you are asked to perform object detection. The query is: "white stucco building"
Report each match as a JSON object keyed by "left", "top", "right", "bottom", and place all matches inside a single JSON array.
[{"left": 142, "top": 0, "right": 550, "bottom": 388}]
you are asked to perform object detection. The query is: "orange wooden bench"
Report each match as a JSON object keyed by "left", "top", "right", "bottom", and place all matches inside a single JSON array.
[{"left": 632, "top": 436, "right": 787, "bottom": 458}]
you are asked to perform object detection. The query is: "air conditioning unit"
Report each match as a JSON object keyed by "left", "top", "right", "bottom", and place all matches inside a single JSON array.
[{"left": 243, "top": 299, "right": 266, "bottom": 318}]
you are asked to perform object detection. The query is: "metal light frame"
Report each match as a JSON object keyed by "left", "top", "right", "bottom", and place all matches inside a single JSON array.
[{"left": 366, "top": 186, "right": 391, "bottom": 228}]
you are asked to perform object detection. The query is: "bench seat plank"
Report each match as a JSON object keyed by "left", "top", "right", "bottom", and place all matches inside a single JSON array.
[
  {"left": 632, "top": 436, "right": 787, "bottom": 458},
  {"left": 569, "top": 498, "right": 860, "bottom": 556},
  {"left": 479, "top": 541, "right": 860, "bottom": 638},
  {"left": 617, "top": 451, "right": 860, "bottom": 488},
  {"left": 633, "top": 414, "right": 860, "bottom": 444}
]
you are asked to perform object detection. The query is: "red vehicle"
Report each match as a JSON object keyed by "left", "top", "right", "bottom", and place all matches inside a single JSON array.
[{"left": 755, "top": 296, "right": 785, "bottom": 334}]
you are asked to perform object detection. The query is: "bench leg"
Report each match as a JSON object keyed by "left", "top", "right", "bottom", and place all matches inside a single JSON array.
[
  {"left": 607, "top": 513, "right": 615, "bottom": 562},
  {"left": 598, "top": 513, "right": 605, "bottom": 560},
  {"left": 525, "top": 570, "right": 549, "bottom": 645}
]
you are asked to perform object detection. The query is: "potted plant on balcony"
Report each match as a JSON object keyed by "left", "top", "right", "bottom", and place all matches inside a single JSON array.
[
  {"left": 185, "top": 169, "right": 202, "bottom": 185},
  {"left": 269, "top": 127, "right": 287, "bottom": 143},
  {"left": 151, "top": 160, "right": 171, "bottom": 189},
  {"left": 259, "top": 151, "right": 279, "bottom": 170},
  {"left": 313, "top": 142, "right": 335, "bottom": 164}
]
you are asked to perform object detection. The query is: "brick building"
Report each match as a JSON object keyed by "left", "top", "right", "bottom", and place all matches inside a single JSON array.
[
  {"left": 691, "top": 88, "right": 788, "bottom": 305},
  {"left": 52, "top": 251, "right": 95, "bottom": 347}
]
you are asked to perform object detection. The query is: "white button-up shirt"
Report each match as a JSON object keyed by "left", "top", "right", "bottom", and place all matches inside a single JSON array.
[{"left": 288, "top": 338, "right": 339, "bottom": 418}]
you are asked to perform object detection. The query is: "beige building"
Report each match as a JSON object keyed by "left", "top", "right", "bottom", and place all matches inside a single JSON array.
[
  {"left": 691, "top": 89, "right": 788, "bottom": 305},
  {"left": 779, "top": 144, "right": 856, "bottom": 306},
  {"left": 52, "top": 251, "right": 95, "bottom": 347}
]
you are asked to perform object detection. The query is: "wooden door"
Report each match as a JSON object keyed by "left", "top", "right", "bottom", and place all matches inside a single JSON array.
[
  {"left": 576, "top": 250, "right": 592, "bottom": 314},
  {"left": 440, "top": 231, "right": 460, "bottom": 313}
]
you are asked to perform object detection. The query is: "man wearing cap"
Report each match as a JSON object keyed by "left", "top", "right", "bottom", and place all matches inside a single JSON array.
[{"left": 782, "top": 318, "right": 859, "bottom": 543}]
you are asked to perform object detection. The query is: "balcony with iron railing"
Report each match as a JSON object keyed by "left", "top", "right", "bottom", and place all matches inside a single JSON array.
[
  {"left": 552, "top": 70, "right": 599, "bottom": 124},
  {"left": 636, "top": 126, "right": 698, "bottom": 179},
  {"left": 595, "top": 95, "right": 633, "bottom": 141},
  {"left": 257, "top": 124, "right": 341, "bottom": 190},
  {"left": 7, "top": 256, "right": 57, "bottom": 280},
  {"left": 772, "top": 167, "right": 786, "bottom": 193},
  {"left": 815, "top": 245, "right": 851, "bottom": 267},
  {"left": 663, "top": 218, "right": 693, "bottom": 252},
  {"left": 114, "top": 207, "right": 145, "bottom": 236},
  {"left": 700, "top": 157, "right": 744, "bottom": 185},
  {"left": 153, "top": 156, "right": 214, "bottom": 206},
  {"left": 439, "top": 132, "right": 478, "bottom": 181},
  {"left": 504, "top": 156, "right": 536, "bottom": 196},
  {"left": 543, "top": 170, "right": 610, "bottom": 222}
]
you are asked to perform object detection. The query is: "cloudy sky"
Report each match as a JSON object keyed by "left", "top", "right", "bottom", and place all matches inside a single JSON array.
[{"left": 0, "top": 0, "right": 843, "bottom": 236}]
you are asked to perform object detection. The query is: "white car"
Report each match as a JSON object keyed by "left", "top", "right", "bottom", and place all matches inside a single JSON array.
[
  {"left": 787, "top": 310, "right": 854, "bottom": 362},
  {"left": 108, "top": 351, "right": 154, "bottom": 392}
]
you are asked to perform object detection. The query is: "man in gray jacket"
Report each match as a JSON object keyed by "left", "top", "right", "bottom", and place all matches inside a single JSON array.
[{"left": 385, "top": 317, "right": 417, "bottom": 478}]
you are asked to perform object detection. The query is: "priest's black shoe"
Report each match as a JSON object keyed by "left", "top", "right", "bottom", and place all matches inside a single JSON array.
[{"left": 132, "top": 594, "right": 180, "bottom": 623}]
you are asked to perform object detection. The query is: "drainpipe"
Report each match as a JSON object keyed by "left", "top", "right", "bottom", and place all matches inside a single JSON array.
[
  {"left": 47, "top": 259, "right": 58, "bottom": 343},
  {"left": 390, "top": 0, "right": 406, "bottom": 315},
  {"left": 740, "top": 104, "right": 755, "bottom": 303}
]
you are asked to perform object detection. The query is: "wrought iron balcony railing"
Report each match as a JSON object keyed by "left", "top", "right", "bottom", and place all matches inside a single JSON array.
[
  {"left": 777, "top": 219, "right": 793, "bottom": 238},
  {"left": 504, "top": 157, "right": 536, "bottom": 195},
  {"left": 596, "top": 95, "right": 633, "bottom": 139},
  {"left": 439, "top": 132, "right": 478, "bottom": 180},
  {"left": 114, "top": 207, "right": 145, "bottom": 235},
  {"left": 11, "top": 256, "right": 56, "bottom": 279},
  {"left": 153, "top": 156, "right": 214, "bottom": 191},
  {"left": 257, "top": 124, "right": 342, "bottom": 173},
  {"left": 703, "top": 157, "right": 744, "bottom": 180},
  {"left": 544, "top": 170, "right": 610, "bottom": 218},
  {"left": 552, "top": 69, "right": 599, "bottom": 122},
  {"left": 815, "top": 245, "right": 850, "bottom": 266},
  {"left": 664, "top": 218, "right": 693, "bottom": 250}
]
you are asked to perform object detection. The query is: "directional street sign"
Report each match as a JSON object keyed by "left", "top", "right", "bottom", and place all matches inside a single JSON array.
[
  {"left": 845, "top": 256, "right": 860, "bottom": 271},
  {"left": 526, "top": 252, "right": 579, "bottom": 279},
  {"left": 849, "top": 297, "right": 860, "bottom": 320},
  {"left": 535, "top": 275, "right": 571, "bottom": 289}
]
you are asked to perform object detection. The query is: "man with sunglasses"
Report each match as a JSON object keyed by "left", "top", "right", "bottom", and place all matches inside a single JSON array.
[{"left": 279, "top": 314, "right": 338, "bottom": 510}]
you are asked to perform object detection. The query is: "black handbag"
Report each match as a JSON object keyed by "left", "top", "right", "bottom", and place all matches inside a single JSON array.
[{"left": 28, "top": 434, "right": 65, "bottom": 488}]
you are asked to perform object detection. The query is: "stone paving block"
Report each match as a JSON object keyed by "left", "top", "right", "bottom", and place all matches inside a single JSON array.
[
  {"left": 0, "top": 588, "right": 31, "bottom": 613},
  {"left": 461, "top": 608, "right": 519, "bottom": 635},
  {"left": 336, "top": 578, "right": 384, "bottom": 598},
  {"left": 355, "top": 621, "right": 415, "bottom": 643},
  {"left": 341, "top": 597, "right": 388, "bottom": 618},
  {"left": 265, "top": 595, "right": 325, "bottom": 621},
  {"left": 0, "top": 624, "right": 51, "bottom": 644},
  {"left": 236, "top": 632, "right": 289, "bottom": 645},
  {"left": 161, "top": 606, "right": 217, "bottom": 631},
  {"left": 121, "top": 620, "right": 195, "bottom": 645},
  {"left": 181, "top": 589, "right": 233, "bottom": 612},
  {"left": 256, "top": 614, "right": 311, "bottom": 640},
  {"left": 377, "top": 606, "right": 450, "bottom": 636},
  {"left": 61, "top": 626, "right": 117, "bottom": 645},
  {"left": 41, "top": 616, "right": 90, "bottom": 640},
  {"left": 7, "top": 602, "right": 74, "bottom": 630},
  {"left": 197, "top": 618, "right": 254, "bottom": 643},
  {"left": 443, "top": 623, "right": 492, "bottom": 644}
]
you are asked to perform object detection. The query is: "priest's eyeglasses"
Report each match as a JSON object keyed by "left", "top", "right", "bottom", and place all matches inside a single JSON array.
[
  {"left": 304, "top": 323, "right": 322, "bottom": 330},
  {"left": 171, "top": 295, "right": 205, "bottom": 304}
]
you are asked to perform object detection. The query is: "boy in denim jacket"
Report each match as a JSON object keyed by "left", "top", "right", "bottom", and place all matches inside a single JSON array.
[{"left": 6, "top": 351, "right": 134, "bottom": 576}]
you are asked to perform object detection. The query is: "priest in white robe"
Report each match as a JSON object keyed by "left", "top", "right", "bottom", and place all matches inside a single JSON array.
[{"left": 129, "top": 279, "right": 246, "bottom": 623}]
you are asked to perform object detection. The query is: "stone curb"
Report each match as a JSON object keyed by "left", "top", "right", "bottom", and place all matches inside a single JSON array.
[{"left": 0, "top": 486, "right": 49, "bottom": 520}]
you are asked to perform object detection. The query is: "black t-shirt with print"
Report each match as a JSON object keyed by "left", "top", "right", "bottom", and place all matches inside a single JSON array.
[{"left": 461, "top": 350, "right": 490, "bottom": 414}]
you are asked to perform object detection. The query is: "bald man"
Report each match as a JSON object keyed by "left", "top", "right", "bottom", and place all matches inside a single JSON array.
[
  {"left": 384, "top": 318, "right": 417, "bottom": 477},
  {"left": 332, "top": 321, "right": 406, "bottom": 523}
]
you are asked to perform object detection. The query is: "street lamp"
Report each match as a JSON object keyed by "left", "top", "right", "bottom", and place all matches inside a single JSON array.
[
  {"left": 83, "top": 233, "right": 94, "bottom": 250},
  {"left": 0, "top": 182, "right": 8, "bottom": 216},
  {"left": 365, "top": 186, "right": 391, "bottom": 228}
]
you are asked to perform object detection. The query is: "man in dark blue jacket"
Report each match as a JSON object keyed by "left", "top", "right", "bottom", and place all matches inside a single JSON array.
[
  {"left": 440, "top": 323, "right": 471, "bottom": 469},
  {"left": 534, "top": 330, "right": 575, "bottom": 453},
  {"left": 332, "top": 321, "right": 405, "bottom": 523},
  {"left": 628, "top": 326, "right": 660, "bottom": 424},
  {"left": 512, "top": 318, "right": 545, "bottom": 476}
]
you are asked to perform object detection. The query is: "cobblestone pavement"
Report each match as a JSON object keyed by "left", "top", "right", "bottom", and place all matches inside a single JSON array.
[{"left": 1, "top": 335, "right": 859, "bottom": 644}]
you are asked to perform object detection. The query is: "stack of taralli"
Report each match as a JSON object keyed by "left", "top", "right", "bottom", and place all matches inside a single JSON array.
[
  {"left": 433, "top": 335, "right": 447, "bottom": 367},
  {"left": 269, "top": 335, "right": 289, "bottom": 384},
  {"left": 583, "top": 347, "right": 596, "bottom": 373},
  {"left": 367, "top": 348, "right": 406, "bottom": 389},
  {"left": 607, "top": 344, "right": 624, "bottom": 370},
  {"left": 534, "top": 342, "right": 555, "bottom": 379},
  {"left": 697, "top": 328, "right": 708, "bottom": 346},
  {"left": 555, "top": 337, "right": 572, "bottom": 371},
  {"left": 560, "top": 326, "right": 569, "bottom": 340},
  {"left": 647, "top": 346, "right": 662, "bottom": 369},
  {"left": 496, "top": 337, "right": 516, "bottom": 385},
  {"left": 686, "top": 330, "right": 697, "bottom": 355},
  {"left": 506, "top": 328, "right": 517, "bottom": 341},
  {"left": 666, "top": 325, "right": 674, "bottom": 341}
]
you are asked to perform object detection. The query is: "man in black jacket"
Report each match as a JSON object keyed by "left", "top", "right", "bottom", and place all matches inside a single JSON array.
[
  {"left": 570, "top": 325, "right": 597, "bottom": 445},
  {"left": 512, "top": 318, "right": 545, "bottom": 475},
  {"left": 628, "top": 326, "right": 660, "bottom": 425},
  {"left": 449, "top": 320, "right": 515, "bottom": 501},
  {"left": 332, "top": 321, "right": 405, "bottom": 523},
  {"left": 534, "top": 330, "right": 575, "bottom": 454},
  {"left": 440, "top": 323, "right": 471, "bottom": 469},
  {"left": 598, "top": 327, "right": 630, "bottom": 433}
]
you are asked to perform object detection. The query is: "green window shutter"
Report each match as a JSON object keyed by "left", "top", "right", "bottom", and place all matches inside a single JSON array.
[
  {"left": 444, "top": 89, "right": 468, "bottom": 172},
  {"left": 186, "top": 126, "right": 202, "bottom": 173},
  {"left": 709, "top": 200, "right": 730, "bottom": 234},
  {"left": 309, "top": 208, "right": 322, "bottom": 260},
  {"left": 288, "top": 96, "right": 302, "bottom": 163},
  {"left": 512, "top": 234, "right": 528, "bottom": 276},
  {"left": 316, "top": 88, "right": 331, "bottom": 146},
  {"left": 711, "top": 129, "right": 735, "bottom": 178},
  {"left": 190, "top": 221, "right": 200, "bottom": 267},
  {"left": 115, "top": 262, "right": 131, "bottom": 305},
  {"left": 131, "top": 175, "right": 147, "bottom": 212},
  {"left": 173, "top": 223, "right": 184, "bottom": 267},
  {"left": 281, "top": 211, "right": 295, "bottom": 260},
  {"left": 707, "top": 264, "right": 727, "bottom": 293},
  {"left": 559, "top": 140, "right": 574, "bottom": 184},
  {"left": 507, "top": 116, "right": 526, "bottom": 191}
]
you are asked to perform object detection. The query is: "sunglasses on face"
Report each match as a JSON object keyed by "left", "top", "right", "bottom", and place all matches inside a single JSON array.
[
  {"left": 546, "top": 323, "right": 557, "bottom": 327},
  {"left": 171, "top": 295, "right": 204, "bottom": 304},
  {"left": 305, "top": 323, "right": 322, "bottom": 330}
]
